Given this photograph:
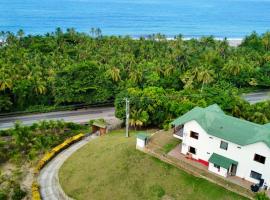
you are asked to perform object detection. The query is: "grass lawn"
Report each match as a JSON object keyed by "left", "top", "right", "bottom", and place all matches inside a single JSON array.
[
  {"left": 59, "top": 130, "right": 247, "bottom": 200},
  {"left": 162, "top": 137, "right": 181, "bottom": 154}
]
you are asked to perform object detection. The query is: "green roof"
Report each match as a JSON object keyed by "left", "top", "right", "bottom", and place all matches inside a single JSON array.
[
  {"left": 137, "top": 132, "right": 148, "bottom": 140},
  {"left": 92, "top": 120, "right": 107, "bottom": 128},
  {"left": 209, "top": 153, "right": 238, "bottom": 169},
  {"left": 171, "top": 104, "right": 270, "bottom": 148}
]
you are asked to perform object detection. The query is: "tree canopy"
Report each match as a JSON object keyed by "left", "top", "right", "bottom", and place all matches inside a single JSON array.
[{"left": 1, "top": 29, "right": 270, "bottom": 125}]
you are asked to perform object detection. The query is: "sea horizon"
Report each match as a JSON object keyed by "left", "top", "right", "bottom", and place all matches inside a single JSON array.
[{"left": 1, "top": 0, "right": 270, "bottom": 38}]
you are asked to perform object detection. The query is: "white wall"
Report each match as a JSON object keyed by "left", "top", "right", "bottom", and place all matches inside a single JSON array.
[
  {"left": 136, "top": 138, "right": 145, "bottom": 149},
  {"left": 208, "top": 163, "right": 228, "bottom": 177},
  {"left": 176, "top": 120, "right": 270, "bottom": 185}
]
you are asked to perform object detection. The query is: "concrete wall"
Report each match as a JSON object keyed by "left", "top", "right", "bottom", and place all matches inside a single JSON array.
[
  {"left": 177, "top": 120, "right": 270, "bottom": 185},
  {"left": 136, "top": 138, "right": 145, "bottom": 149},
  {"left": 208, "top": 163, "right": 228, "bottom": 177}
]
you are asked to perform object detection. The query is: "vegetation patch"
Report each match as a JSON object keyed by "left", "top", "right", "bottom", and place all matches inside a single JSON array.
[
  {"left": 1, "top": 31, "right": 270, "bottom": 127},
  {"left": 162, "top": 139, "right": 181, "bottom": 154},
  {"left": 59, "top": 130, "right": 246, "bottom": 200},
  {"left": 0, "top": 120, "right": 89, "bottom": 199}
]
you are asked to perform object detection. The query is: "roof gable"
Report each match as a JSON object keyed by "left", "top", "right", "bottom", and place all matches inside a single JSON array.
[
  {"left": 171, "top": 104, "right": 270, "bottom": 148},
  {"left": 92, "top": 120, "right": 107, "bottom": 128}
]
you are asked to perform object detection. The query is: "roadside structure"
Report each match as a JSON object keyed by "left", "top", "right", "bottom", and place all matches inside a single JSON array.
[
  {"left": 171, "top": 104, "right": 270, "bottom": 190},
  {"left": 136, "top": 132, "right": 149, "bottom": 149},
  {"left": 91, "top": 120, "right": 107, "bottom": 136}
]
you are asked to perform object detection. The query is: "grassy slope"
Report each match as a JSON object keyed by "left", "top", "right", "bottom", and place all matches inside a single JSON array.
[{"left": 59, "top": 130, "right": 247, "bottom": 200}]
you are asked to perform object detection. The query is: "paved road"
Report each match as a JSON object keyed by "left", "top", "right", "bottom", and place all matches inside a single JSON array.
[
  {"left": 242, "top": 90, "right": 270, "bottom": 104},
  {"left": 38, "top": 135, "right": 97, "bottom": 200},
  {"left": 0, "top": 107, "right": 115, "bottom": 129}
]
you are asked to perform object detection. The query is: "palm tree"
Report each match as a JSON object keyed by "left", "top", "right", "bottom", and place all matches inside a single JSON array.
[
  {"left": 106, "top": 67, "right": 121, "bottom": 82},
  {"left": 129, "top": 68, "right": 143, "bottom": 84},
  {"left": 180, "top": 70, "right": 195, "bottom": 89},
  {"left": 32, "top": 76, "right": 47, "bottom": 95},
  {"left": 262, "top": 32, "right": 270, "bottom": 51},
  {"left": 163, "top": 65, "right": 174, "bottom": 77},
  {"left": 12, "top": 121, "right": 32, "bottom": 151},
  {"left": 0, "top": 79, "right": 12, "bottom": 91},
  {"left": 129, "top": 109, "right": 149, "bottom": 130},
  {"left": 249, "top": 78, "right": 258, "bottom": 86},
  {"left": 223, "top": 58, "right": 243, "bottom": 76},
  {"left": 17, "top": 29, "right": 25, "bottom": 39},
  {"left": 0, "top": 71, "right": 12, "bottom": 91},
  {"left": 197, "top": 68, "right": 214, "bottom": 91}
]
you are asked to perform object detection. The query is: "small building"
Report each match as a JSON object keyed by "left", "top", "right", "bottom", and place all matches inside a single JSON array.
[
  {"left": 136, "top": 132, "right": 149, "bottom": 149},
  {"left": 171, "top": 104, "right": 270, "bottom": 189},
  {"left": 92, "top": 120, "right": 107, "bottom": 136}
]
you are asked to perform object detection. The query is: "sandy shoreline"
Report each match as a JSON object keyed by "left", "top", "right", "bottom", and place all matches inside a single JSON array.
[
  {"left": 167, "top": 37, "right": 243, "bottom": 47},
  {"left": 133, "top": 36, "right": 243, "bottom": 47},
  {"left": 0, "top": 36, "right": 243, "bottom": 47},
  {"left": 226, "top": 39, "right": 243, "bottom": 47}
]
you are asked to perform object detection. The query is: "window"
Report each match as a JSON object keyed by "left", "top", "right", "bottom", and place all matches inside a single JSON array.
[
  {"left": 250, "top": 171, "right": 262, "bottom": 180},
  {"left": 188, "top": 146, "right": 196, "bottom": 155},
  {"left": 220, "top": 141, "right": 228, "bottom": 150},
  {"left": 254, "top": 154, "right": 266, "bottom": 164},
  {"left": 237, "top": 146, "right": 241, "bottom": 149},
  {"left": 190, "top": 131, "right": 199, "bottom": 139},
  {"left": 209, "top": 137, "right": 213, "bottom": 139}
]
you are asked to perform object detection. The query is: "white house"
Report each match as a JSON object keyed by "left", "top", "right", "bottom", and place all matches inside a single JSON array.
[{"left": 171, "top": 104, "right": 270, "bottom": 188}]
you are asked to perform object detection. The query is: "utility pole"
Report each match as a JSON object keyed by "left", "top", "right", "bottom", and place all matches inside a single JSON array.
[{"left": 125, "top": 97, "right": 130, "bottom": 137}]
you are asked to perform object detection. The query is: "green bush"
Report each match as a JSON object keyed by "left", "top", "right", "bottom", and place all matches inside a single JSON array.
[
  {"left": 66, "top": 122, "right": 84, "bottom": 130},
  {"left": 0, "top": 191, "right": 7, "bottom": 200},
  {"left": 0, "top": 151, "right": 8, "bottom": 164},
  {"left": 25, "top": 105, "right": 58, "bottom": 113},
  {"left": 11, "top": 185, "right": 26, "bottom": 200},
  {"left": 255, "top": 192, "right": 270, "bottom": 200},
  {"left": 0, "top": 130, "right": 11, "bottom": 137}
]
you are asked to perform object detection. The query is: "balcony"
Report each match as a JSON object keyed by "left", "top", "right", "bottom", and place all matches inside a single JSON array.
[{"left": 173, "top": 125, "right": 184, "bottom": 139}]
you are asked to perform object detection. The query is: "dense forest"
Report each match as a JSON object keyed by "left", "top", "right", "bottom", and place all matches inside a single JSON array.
[{"left": 1, "top": 29, "right": 270, "bottom": 126}]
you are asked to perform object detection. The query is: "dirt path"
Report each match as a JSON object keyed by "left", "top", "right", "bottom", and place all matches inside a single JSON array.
[{"left": 38, "top": 135, "right": 97, "bottom": 200}]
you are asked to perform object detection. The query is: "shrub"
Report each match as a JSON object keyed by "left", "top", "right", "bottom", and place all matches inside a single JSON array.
[
  {"left": 31, "top": 182, "right": 41, "bottom": 200},
  {"left": 0, "top": 151, "right": 8, "bottom": 164},
  {"left": 25, "top": 105, "right": 58, "bottom": 113},
  {"left": 0, "top": 130, "right": 11, "bottom": 137},
  {"left": 35, "top": 133, "right": 84, "bottom": 172},
  {"left": 0, "top": 191, "right": 7, "bottom": 200},
  {"left": 11, "top": 185, "right": 26, "bottom": 200},
  {"left": 255, "top": 192, "right": 270, "bottom": 200},
  {"left": 66, "top": 122, "right": 83, "bottom": 130}
]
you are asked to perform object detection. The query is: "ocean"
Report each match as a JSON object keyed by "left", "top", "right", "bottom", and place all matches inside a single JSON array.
[{"left": 1, "top": 0, "right": 270, "bottom": 38}]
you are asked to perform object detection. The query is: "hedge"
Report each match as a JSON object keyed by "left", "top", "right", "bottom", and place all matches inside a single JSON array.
[{"left": 32, "top": 133, "right": 85, "bottom": 199}]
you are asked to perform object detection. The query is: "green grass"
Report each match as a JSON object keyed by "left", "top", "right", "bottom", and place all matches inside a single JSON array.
[
  {"left": 59, "top": 130, "right": 247, "bottom": 200},
  {"left": 162, "top": 138, "right": 181, "bottom": 154}
]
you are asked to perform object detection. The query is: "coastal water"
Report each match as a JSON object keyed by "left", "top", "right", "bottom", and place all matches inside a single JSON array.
[{"left": 1, "top": 0, "right": 270, "bottom": 38}]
